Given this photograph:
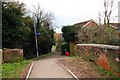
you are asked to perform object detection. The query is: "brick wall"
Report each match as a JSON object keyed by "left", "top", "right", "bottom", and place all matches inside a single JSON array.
[
  {"left": 3, "top": 49, "right": 23, "bottom": 63},
  {"left": 0, "top": 49, "right": 2, "bottom": 63},
  {"left": 75, "top": 44, "right": 120, "bottom": 77},
  {"left": 118, "top": 32, "right": 120, "bottom": 37}
]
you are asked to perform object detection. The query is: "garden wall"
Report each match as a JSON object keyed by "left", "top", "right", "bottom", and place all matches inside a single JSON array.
[
  {"left": 3, "top": 49, "right": 23, "bottom": 63},
  {"left": 75, "top": 44, "right": 120, "bottom": 77},
  {"left": 0, "top": 49, "right": 2, "bottom": 63},
  {"left": 0, "top": 49, "right": 2, "bottom": 79}
]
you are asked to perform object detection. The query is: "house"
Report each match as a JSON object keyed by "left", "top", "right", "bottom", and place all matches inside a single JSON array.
[
  {"left": 74, "top": 19, "right": 99, "bottom": 29},
  {"left": 73, "top": 20, "right": 120, "bottom": 43},
  {"left": 58, "top": 33, "right": 63, "bottom": 39},
  {"left": 66, "top": 19, "right": 120, "bottom": 55},
  {"left": 73, "top": 19, "right": 100, "bottom": 43},
  {"left": 68, "top": 19, "right": 100, "bottom": 55},
  {"left": 109, "top": 23, "right": 120, "bottom": 38}
]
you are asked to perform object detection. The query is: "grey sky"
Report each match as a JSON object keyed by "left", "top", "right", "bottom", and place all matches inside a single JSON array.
[{"left": 19, "top": 0, "right": 119, "bottom": 33}]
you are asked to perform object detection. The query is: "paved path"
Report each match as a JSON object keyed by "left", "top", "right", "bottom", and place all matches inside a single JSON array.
[{"left": 29, "top": 51, "right": 73, "bottom": 78}]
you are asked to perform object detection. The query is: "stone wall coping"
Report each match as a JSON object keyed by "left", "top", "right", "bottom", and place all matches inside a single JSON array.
[
  {"left": 77, "top": 44, "right": 120, "bottom": 50},
  {"left": 3, "top": 49, "right": 23, "bottom": 51}
]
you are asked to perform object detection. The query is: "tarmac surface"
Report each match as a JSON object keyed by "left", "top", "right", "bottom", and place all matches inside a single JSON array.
[{"left": 29, "top": 51, "right": 74, "bottom": 78}]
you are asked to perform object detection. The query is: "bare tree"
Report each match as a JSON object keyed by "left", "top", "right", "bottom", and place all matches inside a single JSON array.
[
  {"left": 103, "top": 0, "right": 116, "bottom": 28},
  {"left": 98, "top": 12, "right": 102, "bottom": 26},
  {"left": 96, "top": 0, "right": 118, "bottom": 44},
  {"left": 30, "top": 4, "right": 54, "bottom": 30}
]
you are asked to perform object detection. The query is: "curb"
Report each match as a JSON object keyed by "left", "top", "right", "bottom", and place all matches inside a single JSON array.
[
  {"left": 25, "top": 61, "right": 34, "bottom": 80},
  {"left": 57, "top": 60, "right": 78, "bottom": 80}
]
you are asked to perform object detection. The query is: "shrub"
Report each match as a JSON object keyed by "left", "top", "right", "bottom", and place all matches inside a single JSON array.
[
  {"left": 61, "top": 42, "right": 69, "bottom": 55},
  {"left": 107, "top": 39, "right": 120, "bottom": 46}
]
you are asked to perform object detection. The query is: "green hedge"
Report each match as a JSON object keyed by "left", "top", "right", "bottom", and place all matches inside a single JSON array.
[{"left": 61, "top": 42, "right": 69, "bottom": 55}]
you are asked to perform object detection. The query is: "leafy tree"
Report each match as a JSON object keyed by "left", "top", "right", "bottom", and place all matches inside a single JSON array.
[
  {"left": 37, "top": 28, "right": 55, "bottom": 54},
  {"left": 2, "top": 2, "right": 26, "bottom": 48},
  {"left": 30, "top": 4, "right": 55, "bottom": 55},
  {"left": 2, "top": 1, "right": 55, "bottom": 59},
  {"left": 2, "top": 2, "right": 36, "bottom": 59},
  {"left": 18, "top": 16, "right": 37, "bottom": 59},
  {"left": 61, "top": 25, "right": 78, "bottom": 55},
  {"left": 62, "top": 25, "right": 77, "bottom": 43}
]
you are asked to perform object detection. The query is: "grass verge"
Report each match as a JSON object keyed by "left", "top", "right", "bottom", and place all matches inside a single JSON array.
[
  {"left": 32, "top": 52, "right": 53, "bottom": 60},
  {"left": 84, "top": 58, "right": 120, "bottom": 78},
  {"left": 2, "top": 52, "right": 53, "bottom": 78},
  {"left": 70, "top": 56, "right": 120, "bottom": 78},
  {"left": 95, "top": 66, "right": 119, "bottom": 78},
  {"left": 2, "top": 60, "right": 32, "bottom": 78}
]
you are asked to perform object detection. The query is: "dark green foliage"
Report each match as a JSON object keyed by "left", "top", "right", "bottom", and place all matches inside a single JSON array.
[
  {"left": 61, "top": 42, "right": 69, "bottom": 55},
  {"left": 61, "top": 25, "right": 77, "bottom": 55},
  {"left": 37, "top": 29, "right": 55, "bottom": 55},
  {"left": 2, "top": 2, "right": 36, "bottom": 59},
  {"left": 106, "top": 39, "right": 120, "bottom": 46},
  {"left": 2, "top": 2, "right": 55, "bottom": 59},
  {"left": 62, "top": 25, "right": 77, "bottom": 43},
  {"left": 2, "top": 2, "right": 25, "bottom": 48}
]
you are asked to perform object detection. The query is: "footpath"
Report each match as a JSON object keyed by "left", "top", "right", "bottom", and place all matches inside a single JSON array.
[{"left": 29, "top": 51, "right": 74, "bottom": 78}]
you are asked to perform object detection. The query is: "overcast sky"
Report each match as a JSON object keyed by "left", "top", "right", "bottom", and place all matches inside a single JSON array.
[{"left": 19, "top": 0, "right": 120, "bottom": 33}]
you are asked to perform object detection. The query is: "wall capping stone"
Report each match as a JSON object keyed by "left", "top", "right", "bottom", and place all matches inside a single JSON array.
[{"left": 77, "top": 44, "right": 120, "bottom": 50}]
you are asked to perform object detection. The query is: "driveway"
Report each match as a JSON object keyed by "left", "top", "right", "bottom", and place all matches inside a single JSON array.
[{"left": 29, "top": 51, "right": 74, "bottom": 78}]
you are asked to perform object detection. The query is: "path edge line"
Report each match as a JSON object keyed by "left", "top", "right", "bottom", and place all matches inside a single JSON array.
[
  {"left": 57, "top": 61, "right": 79, "bottom": 80},
  {"left": 25, "top": 61, "right": 34, "bottom": 80}
]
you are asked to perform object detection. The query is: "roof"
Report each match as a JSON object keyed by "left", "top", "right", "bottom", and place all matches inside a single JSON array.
[
  {"left": 54, "top": 33, "right": 62, "bottom": 39},
  {"left": 74, "top": 20, "right": 91, "bottom": 26},
  {"left": 74, "top": 19, "right": 99, "bottom": 28},
  {"left": 109, "top": 23, "right": 120, "bottom": 29}
]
